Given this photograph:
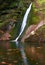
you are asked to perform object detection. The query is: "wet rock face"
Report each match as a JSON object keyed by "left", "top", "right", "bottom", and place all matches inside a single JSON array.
[
  {"left": 25, "top": 32, "right": 45, "bottom": 43},
  {"left": 21, "top": 25, "right": 37, "bottom": 42},
  {"left": 21, "top": 22, "right": 45, "bottom": 43}
]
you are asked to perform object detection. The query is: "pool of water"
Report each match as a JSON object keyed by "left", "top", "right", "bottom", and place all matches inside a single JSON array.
[{"left": 0, "top": 41, "right": 45, "bottom": 65}]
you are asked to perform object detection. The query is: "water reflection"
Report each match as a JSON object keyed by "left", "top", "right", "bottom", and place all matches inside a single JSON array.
[
  {"left": 25, "top": 43, "right": 45, "bottom": 65},
  {"left": 0, "top": 41, "right": 45, "bottom": 65},
  {"left": 0, "top": 41, "right": 23, "bottom": 65}
]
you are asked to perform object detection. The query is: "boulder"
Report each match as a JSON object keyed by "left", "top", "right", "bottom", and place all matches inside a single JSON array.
[{"left": 21, "top": 21, "right": 45, "bottom": 43}]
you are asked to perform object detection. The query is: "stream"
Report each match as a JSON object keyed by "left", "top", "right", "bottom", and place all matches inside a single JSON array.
[{"left": 0, "top": 41, "right": 45, "bottom": 65}]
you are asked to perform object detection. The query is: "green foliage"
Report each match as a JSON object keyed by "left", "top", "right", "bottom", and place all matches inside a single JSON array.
[
  {"left": 26, "top": 3, "right": 40, "bottom": 28},
  {"left": 0, "top": 0, "right": 45, "bottom": 40},
  {"left": 37, "top": 0, "right": 45, "bottom": 5}
]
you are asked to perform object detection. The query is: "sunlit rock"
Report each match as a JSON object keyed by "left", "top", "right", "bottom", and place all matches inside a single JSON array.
[
  {"left": 1, "top": 61, "right": 7, "bottom": 64},
  {"left": 21, "top": 21, "right": 45, "bottom": 43}
]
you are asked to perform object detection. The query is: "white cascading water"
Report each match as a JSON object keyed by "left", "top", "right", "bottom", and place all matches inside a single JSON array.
[
  {"left": 12, "top": 3, "right": 32, "bottom": 65},
  {"left": 13, "top": 3, "right": 32, "bottom": 42}
]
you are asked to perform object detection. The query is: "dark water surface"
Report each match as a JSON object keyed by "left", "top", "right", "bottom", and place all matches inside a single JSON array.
[{"left": 0, "top": 41, "right": 45, "bottom": 65}]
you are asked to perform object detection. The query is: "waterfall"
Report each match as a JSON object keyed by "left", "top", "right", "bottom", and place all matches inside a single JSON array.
[
  {"left": 13, "top": 3, "right": 32, "bottom": 42},
  {"left": 11, "top": 3, "right": 32, "bottom": 65}
]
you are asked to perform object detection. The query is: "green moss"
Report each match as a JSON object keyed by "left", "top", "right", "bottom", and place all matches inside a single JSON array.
[
  {"left": 37, "top": 0, "right": 45, "bottom": 5},
  {"left": 0, "top": 21, "right": 8, "bottom": 28},
  {"left": 27, "top": 3, "right": 40, "bottom": 25},
  {"left": 0, "top": 0, "right": 45, "bottom": 39},
  {"left": 36, "top": 25, "right": 45, "bottom": 34},
  {"left": 38, "top": 25, "right": 45, "bottom": 30},
  {"left": 10, "top": 20, "right": 22, "bottom": 39}
]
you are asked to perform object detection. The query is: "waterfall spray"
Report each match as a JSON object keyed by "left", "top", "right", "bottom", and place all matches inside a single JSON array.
[{"left": 13, "top": 3, "right": 32, "bottom": 42}]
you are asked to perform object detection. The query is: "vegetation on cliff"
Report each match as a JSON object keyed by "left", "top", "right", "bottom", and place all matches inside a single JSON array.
[{"left": 0, "top": 0, "right": 45, "bottom": 41}]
